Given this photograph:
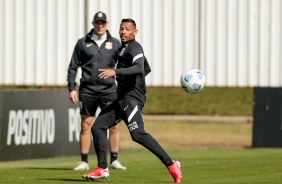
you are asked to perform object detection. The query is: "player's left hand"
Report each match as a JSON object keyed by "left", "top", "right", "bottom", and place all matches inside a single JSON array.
[{"left": 98, "top": 69, "right": 116, "bottom": 79}]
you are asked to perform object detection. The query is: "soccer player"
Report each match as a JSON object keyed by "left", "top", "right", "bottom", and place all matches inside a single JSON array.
[
  {"left": 67, "top": 11, "right": 126, "bottom": 171},
  {"left": 82, "top": 18, "right": 182, "bottom": 183}
]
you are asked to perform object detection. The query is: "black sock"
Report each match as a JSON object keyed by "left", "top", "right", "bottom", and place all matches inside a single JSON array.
[
  {"left": 167, "top": 160, "right": 174, "bottom": 167},
  {"left": 110, "top": 152, "right": 118, "bottom": 163},
  {"left": 81, "top": 153, "right": 88, "bottom": 163}
]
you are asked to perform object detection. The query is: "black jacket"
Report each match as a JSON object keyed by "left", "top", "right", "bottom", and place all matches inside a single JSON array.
[
  {"left": 67, "top": 29, "right": 121, "bottom": 95},
  {"left": 115, "top": 39, "right": 151, "bottom": 107}
]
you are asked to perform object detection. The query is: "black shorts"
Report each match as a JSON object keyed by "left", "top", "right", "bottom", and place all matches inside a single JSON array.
[{"left": 79, "top": 93, "right": 117, "bottom": 116}]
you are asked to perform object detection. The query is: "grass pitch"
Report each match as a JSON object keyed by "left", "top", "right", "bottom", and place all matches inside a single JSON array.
[
  {"left": 144, "top": 87, "right": 253, "bottom": 116},
  {"left": 1, "top": 120, "right": 281, "bottom": 183},
  {"left": 0, "top": 148, "right": 282, "bottom": 183}
]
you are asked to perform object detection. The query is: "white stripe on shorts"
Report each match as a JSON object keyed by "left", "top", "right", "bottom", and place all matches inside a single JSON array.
[{"left": 128, "top": 105, "right": 138, "bottom": 122}]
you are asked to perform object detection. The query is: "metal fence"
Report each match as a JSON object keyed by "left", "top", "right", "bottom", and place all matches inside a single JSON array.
[{"left": 1, "top": 0, "right": 281, "bottom": 87}]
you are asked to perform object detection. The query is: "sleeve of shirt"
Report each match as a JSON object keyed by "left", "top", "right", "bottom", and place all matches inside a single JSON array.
[
  {"left": 115, "top": 46, "right": 144, "bottom": 75},
  {"left": 67, "top": 40, "right": 81, "bottom": 91},
  {"left": 144, "top": 56, "right": 151, "bottom": 76}
]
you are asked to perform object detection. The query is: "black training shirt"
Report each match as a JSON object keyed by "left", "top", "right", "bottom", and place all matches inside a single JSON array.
[{"left": 115, "top": 39, "right": 151, "bottom": 106}]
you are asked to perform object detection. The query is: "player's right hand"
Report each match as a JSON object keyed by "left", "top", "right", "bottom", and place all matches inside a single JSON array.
[{"left": 69, "top": 90, "right": 78, "bottom": 104}]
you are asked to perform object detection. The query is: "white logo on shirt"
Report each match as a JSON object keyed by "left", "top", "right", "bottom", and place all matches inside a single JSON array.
[
  {"left": 86, "top": 43, "right": 93, "bottom": 47},
  {"left": 105, "top": 42, "right": 113, "bottom": 50},
  {"left": 123, "top": 105, "right": 129, "bottom": 111}
]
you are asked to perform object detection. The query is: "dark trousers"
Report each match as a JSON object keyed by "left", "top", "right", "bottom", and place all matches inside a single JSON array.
[{"left": 91, "top": 98, "right": 172, "bottom": 168}]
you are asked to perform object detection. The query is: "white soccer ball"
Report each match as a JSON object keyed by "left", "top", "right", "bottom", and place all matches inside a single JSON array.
[{"left": 180, "top": 68, "right": 206, "bottom": 93}]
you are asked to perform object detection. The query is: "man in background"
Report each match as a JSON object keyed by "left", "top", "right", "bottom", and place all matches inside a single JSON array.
[{"left": 67, "top": 11, "right": 126, "bottom": 171}]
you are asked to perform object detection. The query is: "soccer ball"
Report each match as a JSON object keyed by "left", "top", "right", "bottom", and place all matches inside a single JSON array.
[{"left": 180, "top": 68, "right": 206, "bottom": 93}]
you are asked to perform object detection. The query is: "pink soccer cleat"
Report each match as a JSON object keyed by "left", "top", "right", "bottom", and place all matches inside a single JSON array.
[
  {"left": 82, "top": 166, "right": 109, "bottom": 181},
  {"left": 167, "top": 161, "right": 182, "bottom": 184}
]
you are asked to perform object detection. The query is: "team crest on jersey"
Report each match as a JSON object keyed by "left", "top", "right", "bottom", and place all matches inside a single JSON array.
[{"left": 105, "top": 42, "right": 113, "bottom": 50}]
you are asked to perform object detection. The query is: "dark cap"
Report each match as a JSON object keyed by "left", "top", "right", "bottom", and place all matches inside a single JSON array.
[{"left": 93, "top": 11, "right": 107, "bottom": 22}]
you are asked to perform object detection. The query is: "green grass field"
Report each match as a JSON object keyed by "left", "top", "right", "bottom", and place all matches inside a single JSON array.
[
  {"left": 1, "top": 120, "right": 282, "bottom": 184},
  {"left": 144, "top": 87, "right": 253, "bottom": 116},
  {"left": 0, "top": 148, "right": 282, "bottom": 184}
]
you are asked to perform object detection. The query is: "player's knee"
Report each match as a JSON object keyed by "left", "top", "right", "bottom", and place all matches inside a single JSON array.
[
  {"left": 131, "top": 136, "right": 139, "bottom": 143},
  {"left": 109, "top": 124, "right": 119, "bottom": 133},
  {"left": 130, "top": 131, "right": 144, "bottom": 143},
  {"left": 91, "top": 121, "right": 104, "bottom": 133},
  {"left": 81, "top": 121, "right": 92, "bottom": 133}
]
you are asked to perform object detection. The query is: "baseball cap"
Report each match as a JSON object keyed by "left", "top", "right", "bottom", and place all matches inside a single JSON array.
[{"left": 93, "top": 11, "right": 107, "bottom": 22}]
